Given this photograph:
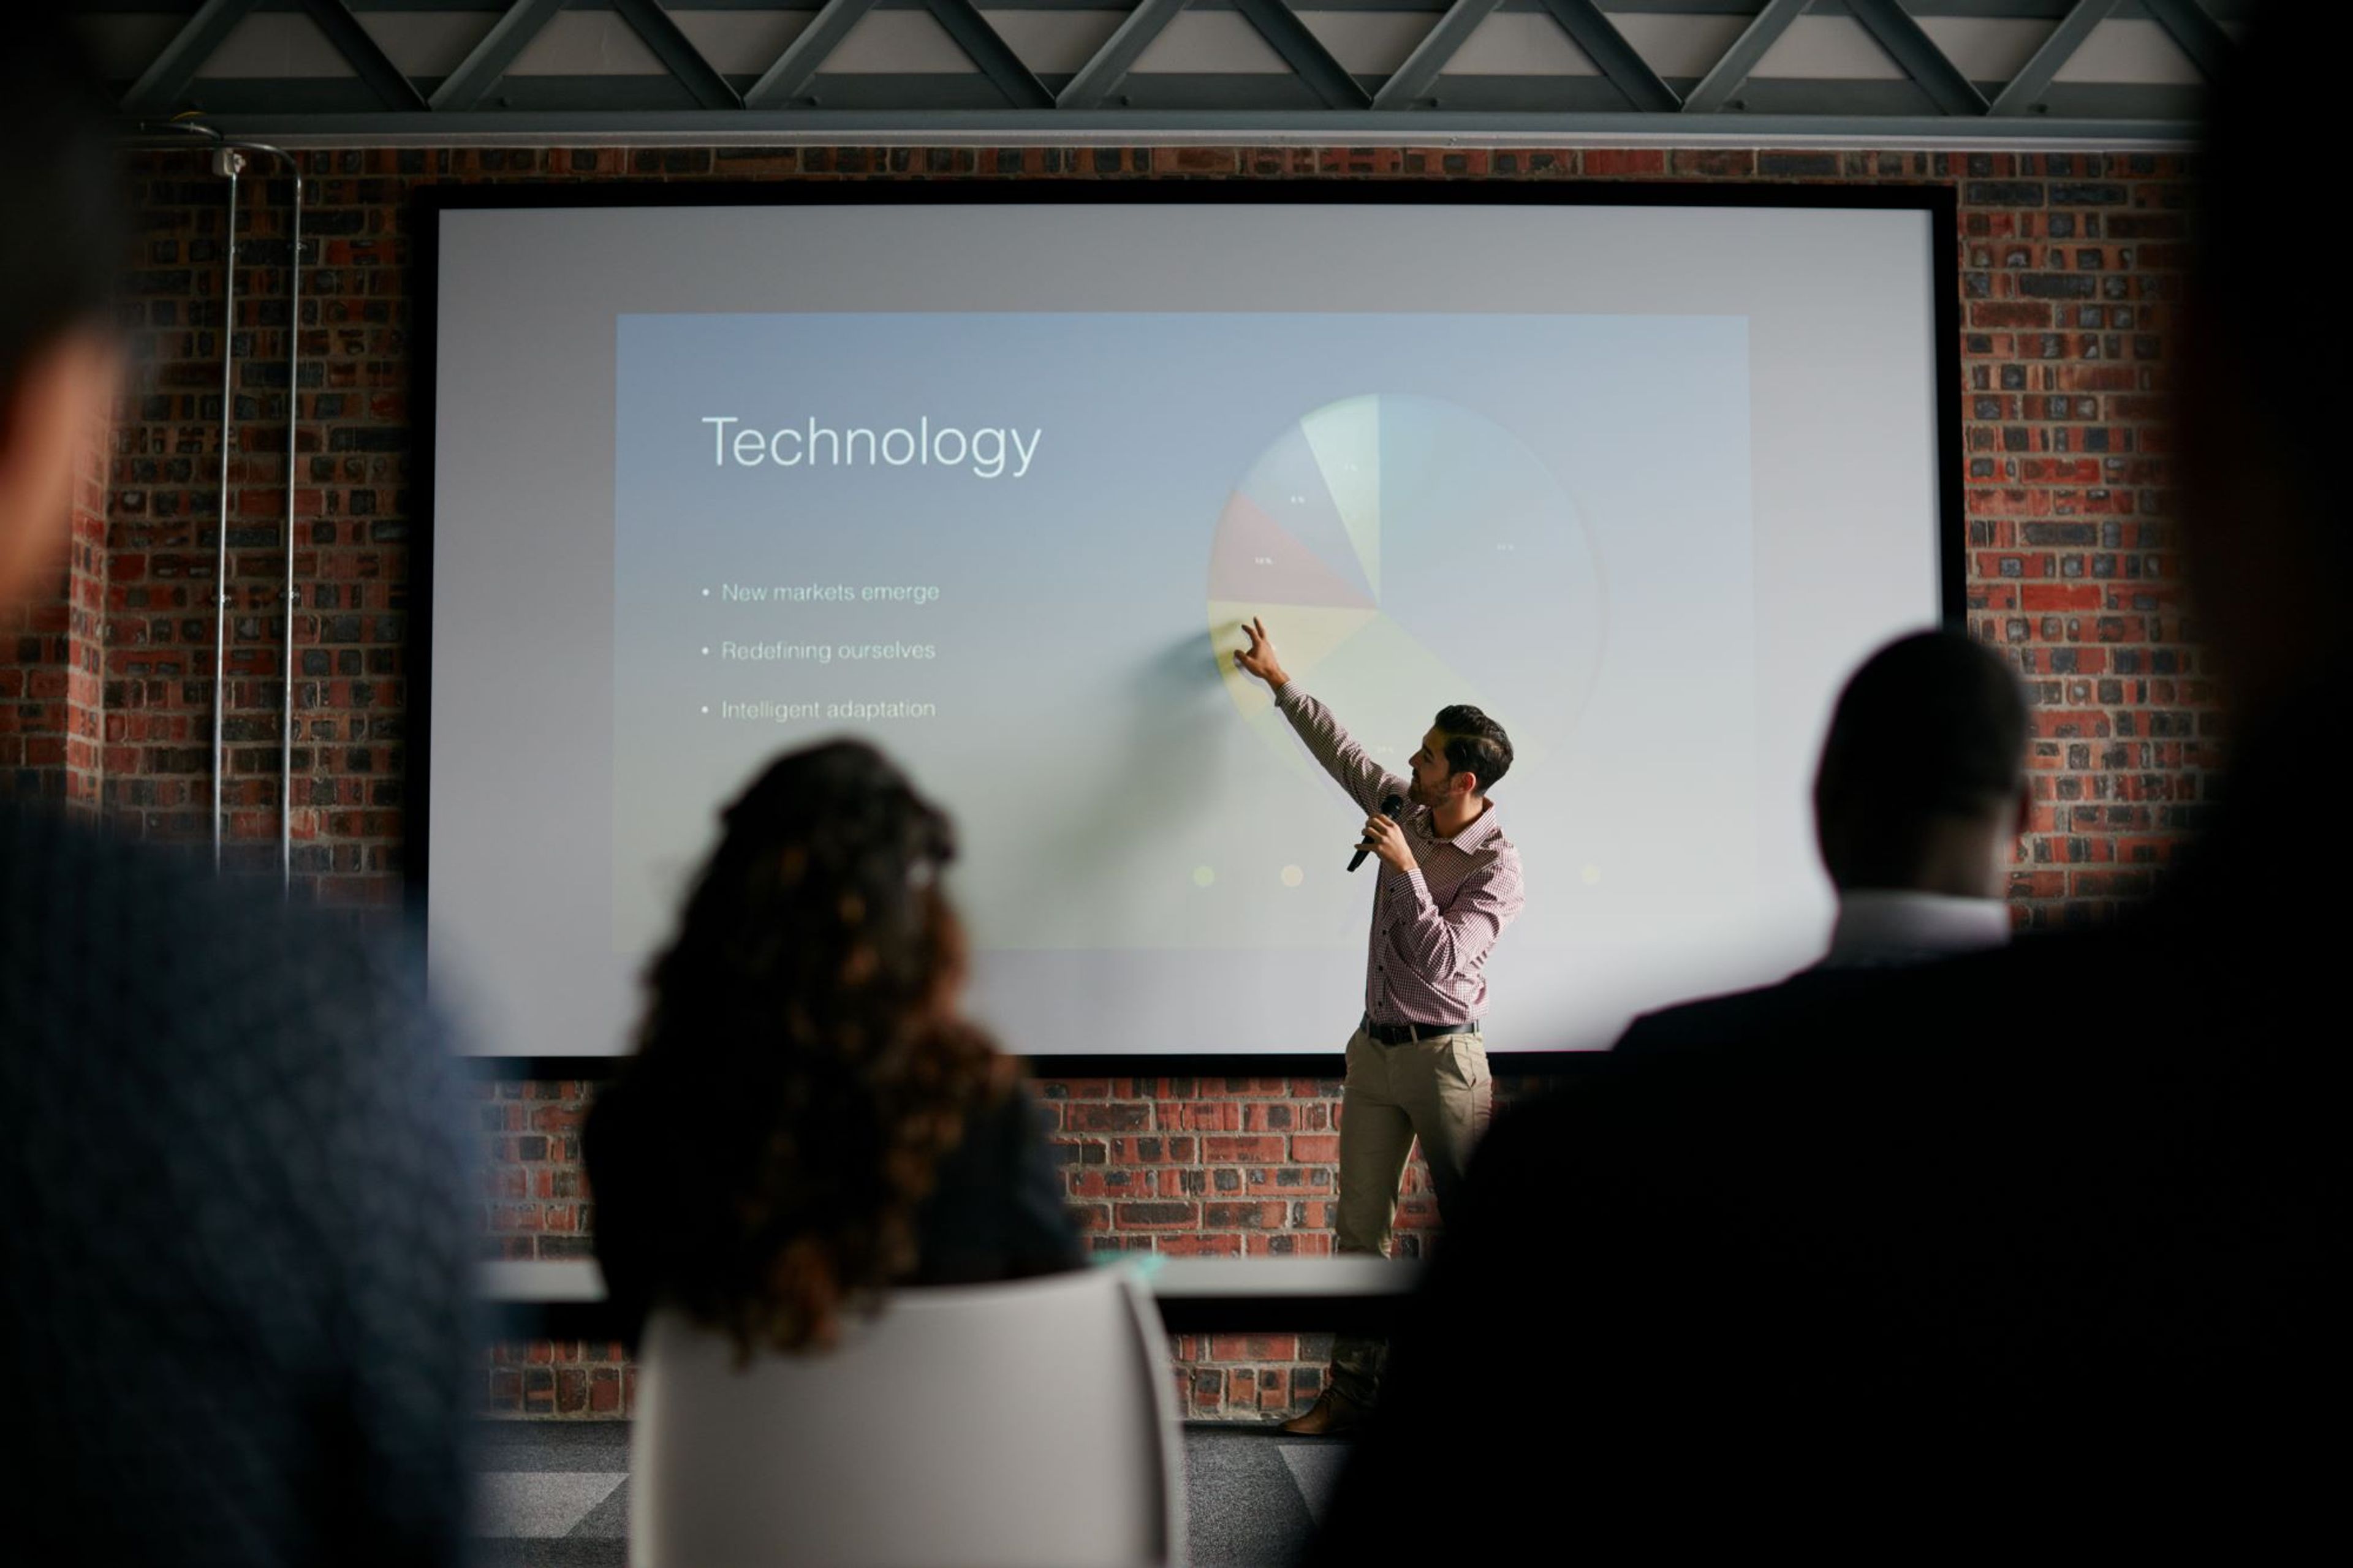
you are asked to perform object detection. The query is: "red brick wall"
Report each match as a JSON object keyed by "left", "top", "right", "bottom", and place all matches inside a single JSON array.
[
  {"left": 64, "top": 421, "right": 109, "bottom": 811},
  {"left": 13, "top": 143, "right": 2203, "bottom": 1418},
  {"left": 0, "top": 542, "right": 71, "bottom": 800}
]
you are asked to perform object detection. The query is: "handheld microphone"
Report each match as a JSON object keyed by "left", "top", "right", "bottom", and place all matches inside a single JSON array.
[{"left": 1349, "top": 794, "right": 1406, "bottom": 873}]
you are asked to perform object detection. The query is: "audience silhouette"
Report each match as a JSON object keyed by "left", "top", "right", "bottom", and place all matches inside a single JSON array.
[
  {"left": 1314, "top": 7, "right": 2338, "bottom": 1550},
  {"left": 585, "top": 740, "right": 1083, "bottom": 1357},
  {"left": 0, "top": 18, "right": 475, "bottom": 1565},
  {"left": 1617, "top": 629, "right": 2028, "bottom": 1062}
]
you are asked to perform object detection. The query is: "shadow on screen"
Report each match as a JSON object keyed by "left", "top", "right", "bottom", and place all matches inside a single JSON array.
[{"left": 994, "top": 631, "right": 1230, "bottom": 941}]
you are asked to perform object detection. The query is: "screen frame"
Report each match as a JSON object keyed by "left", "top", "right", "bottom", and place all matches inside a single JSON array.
[{"left": 411, "top": 178, "right": 1966, "bottom": 1074}]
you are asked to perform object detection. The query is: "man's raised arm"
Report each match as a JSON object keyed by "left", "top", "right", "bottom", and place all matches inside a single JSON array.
[{"left": 1233, "top": 616, "right": 1401, "bottom": 816}]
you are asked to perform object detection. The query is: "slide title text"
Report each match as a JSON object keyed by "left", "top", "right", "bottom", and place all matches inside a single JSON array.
[{"left": 702, "top": 416, "right": 1041, "bottom": 479}]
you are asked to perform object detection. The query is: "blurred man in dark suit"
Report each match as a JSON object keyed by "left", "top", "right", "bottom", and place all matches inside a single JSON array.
[
  {"left": 1617, "top": 629, "right": 2028, "bottom": 1059},
  {"left": 1313, "top": 6, "right": 2335, "bottom": 1551},
  {"left": 0, "top": 17, "right": 474, "bottom": 1566}
]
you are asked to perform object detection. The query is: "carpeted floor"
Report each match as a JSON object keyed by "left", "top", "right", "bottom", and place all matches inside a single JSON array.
[{"left": 471, "top": 1419, "right": 1349, "bottom": 1567}]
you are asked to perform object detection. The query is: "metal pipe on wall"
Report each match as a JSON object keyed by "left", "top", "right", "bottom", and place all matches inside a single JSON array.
[
  {"left": 144, "top": 126, "right": 305, "bottom": 888},
  {"left": 210, "top": 148, "right": 241, "bottom": 876},
  {"left": 281, "top": 170, "right": 302, "bottom": 898}
]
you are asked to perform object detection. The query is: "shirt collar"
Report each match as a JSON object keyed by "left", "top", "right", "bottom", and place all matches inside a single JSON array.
[
  {"left": 1417, "top": 797, "right": 1502, "bottom": 852},
  {"left": 1825, "top": 890, "right": 2010, "bottom": 966}
]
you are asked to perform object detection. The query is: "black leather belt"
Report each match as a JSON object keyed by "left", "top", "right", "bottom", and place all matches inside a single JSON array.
[{"left": 1362, "top": 1017, "right": 1480, "bottom": 1045}]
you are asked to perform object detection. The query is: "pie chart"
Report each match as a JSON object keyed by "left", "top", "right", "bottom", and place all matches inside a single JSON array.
[{"left": 1208, "top": 393, "right": 1605, "bottom": 782}]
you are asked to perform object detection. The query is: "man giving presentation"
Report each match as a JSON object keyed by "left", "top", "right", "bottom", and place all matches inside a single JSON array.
[{"left": 1233, "top": 616, "right": 1525, "bottom": 1435}]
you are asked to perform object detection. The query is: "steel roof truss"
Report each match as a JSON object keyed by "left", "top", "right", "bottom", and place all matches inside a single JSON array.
[
  {"left": 1059, "top": 0, "right": 1193, "bottom": 112},
  {"left": 1231, "top": 0, "right": 1374, "bottom": 111},
  {"left": 1988, "top": 0, "right": 2119, "bottom": 116},
  {"left": 2142, "top": 0, "right": 2234, "bottom": 82},
  {"left": 120, "top": 0, "right": 263, "bottom": 117},
  {"left": 296, "top": 0, "right": 430, "bottom": 112},
  {"left": 1370, "top": 0, "right": 1504, "bottom": 110},
  {"left": 1847, "top": 0, "right": 1990, "bottom": 116},
  {"left": 610, "top": 0, "right": 745, "bottom": 110},
  {"left": 922, "top": 0, "right": 1055, "bottom": 110},
  {"left": 426, "top": 0, "right": 567, "bottom": 113},
  {"left": 744, "top": 0, "right": 882, "bottom": 109},
  {"left": 105, "top": 0, "right": 2232, "bottom": 137},
  {"left": 1681, "top": 0, "right": 1808, "bottom": 116},
  {"left": 1539, "top": 0, "right": 1680, "bottom": 113}
]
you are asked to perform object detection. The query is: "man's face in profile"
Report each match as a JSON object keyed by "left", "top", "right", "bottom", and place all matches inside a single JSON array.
[{"left": 1407, "top": 727, "right": 1462, "bottom": 811}]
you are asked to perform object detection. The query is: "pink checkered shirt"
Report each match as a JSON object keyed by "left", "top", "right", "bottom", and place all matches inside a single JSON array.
[{"left": 1275, "top": 683, "right": 1525, "bottom": 1029}]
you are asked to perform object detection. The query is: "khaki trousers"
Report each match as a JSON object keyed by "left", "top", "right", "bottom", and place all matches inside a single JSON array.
[{"left": 1328, "top": 1025, "right": 1491, "bottom": 1409}]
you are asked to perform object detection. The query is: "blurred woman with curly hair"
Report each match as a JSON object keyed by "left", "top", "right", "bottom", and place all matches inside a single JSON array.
[{"left": 585, "top": 740, "right": 1083, "bottom": 1356}]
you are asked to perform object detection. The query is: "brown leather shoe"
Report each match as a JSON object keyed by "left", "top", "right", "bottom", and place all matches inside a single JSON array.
[{"left": 1279, "top": 1386, "right": 1368, "bottom": 1436}]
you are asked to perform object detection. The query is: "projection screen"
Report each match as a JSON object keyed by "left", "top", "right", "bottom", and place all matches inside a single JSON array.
[{"left": 416, "top": 185, "right": 1960, "bottom": 1062}]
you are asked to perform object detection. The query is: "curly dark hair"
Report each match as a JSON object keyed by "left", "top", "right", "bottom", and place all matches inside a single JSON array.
[{"left": 614, "top": 740, "right": 1009, "bottom": 1357}]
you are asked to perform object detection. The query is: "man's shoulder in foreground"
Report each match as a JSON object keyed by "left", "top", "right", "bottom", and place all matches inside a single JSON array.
[
  {"left": 1608, "top": 961, "right": 1907, "bottom": 1063},
  {"left": 0, "top": 802, "right": 439, "bottom": 1066},
  {"left": 1481, "top": 933, "right": 2102, "bottom": 1182},
  {"left": 0, "top": 804, "right": 474, "bottom": 1565}
]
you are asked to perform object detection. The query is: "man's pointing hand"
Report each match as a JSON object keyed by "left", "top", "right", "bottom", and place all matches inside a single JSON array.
[{"left": 1235, "top": 616, "right": 1290, "bottom": 689}]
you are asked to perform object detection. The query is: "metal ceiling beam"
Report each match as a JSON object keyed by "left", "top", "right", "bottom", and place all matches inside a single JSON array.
[
  {"left": 1537, "top": 0, "right": 1678, "bottom": 113},
  {"left": 2142, "top": 0, "right": 2234, "bottom": 81},
  {"left": 101, "top": 0, "right": 2218, "bottom": 138},
  {"left": 1848, "top": 0, "right": 1990, "bottom": 115},
  {"left": 923, "top": 0, "right": 1055, "bottom": 110},
  {"left": 119, "top": 0, "right": 262, "bottom": 116},
  {"left": 745, "top": 0, "right": 881, "bottom": 109},
  {"left": 1232, "top": 0, "right": 1373, "bottom": 110},
  {"left": 611, "top": 0, "right": 745, "bottom": 110},
  {"left": 1988, "top": 0, "right": 2118, "bottom": 116},
  {"left": 1059, "top": 0, "right": 1192, "bottom": 112},
  {"left": 1370, "top": 0, "right": 1504, "bottom": 111},
  {"left": 297, "top": 0, "right": 429, "bottom": 112},
  {"left": 1681, "top": 0, "right": 1807, "bottom": 115},
  {"left": 427, "top": 0, "right": 566, "bottom": 113},
  {"left": 143, "top": 107, "right": 2197, "bottom": 150}
]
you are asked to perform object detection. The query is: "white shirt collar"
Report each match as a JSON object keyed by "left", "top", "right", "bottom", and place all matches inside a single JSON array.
[{"left": 1824, "top": 890, "right": 2010, "bottom": 968}]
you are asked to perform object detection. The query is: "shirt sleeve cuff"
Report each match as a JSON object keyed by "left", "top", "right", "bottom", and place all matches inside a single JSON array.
[
  {"left": 1272, "top": 680, "right": 1303, "bottom": 708},
  {"left": 1390, "top": 865, "right": 1435, "bottom": 906}
]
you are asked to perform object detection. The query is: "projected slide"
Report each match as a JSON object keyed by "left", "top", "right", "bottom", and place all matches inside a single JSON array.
[
  {"left": 426, "top": 197, "right": 1949, "bottom": 1058},
  {"left": 609, "top": 310, "right": 1735, "bottom": 1040}
]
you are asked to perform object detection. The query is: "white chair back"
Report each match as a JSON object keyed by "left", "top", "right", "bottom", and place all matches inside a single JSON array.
[{"left": 630, "top": 1264, "right": 1185, "bottom": 1567}]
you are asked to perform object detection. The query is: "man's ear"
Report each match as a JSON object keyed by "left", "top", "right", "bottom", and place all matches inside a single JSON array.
[
  {"left": 0, "top": 330, "right": 119, "bottom": 609},
  {"left": 2011, "top": 780, "right": 2033, "bottom": 841}
]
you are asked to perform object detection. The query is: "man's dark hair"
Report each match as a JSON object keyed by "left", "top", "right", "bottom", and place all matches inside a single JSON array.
[
  {"left": 1433, "top": 704, "right": 1512, "bottom": 792},
  {"left": 0, "top": 11, "right": 125, "bottom": 395},
  {"left": 1813, "top": 631, "right": 2027, "bottom": 890}
]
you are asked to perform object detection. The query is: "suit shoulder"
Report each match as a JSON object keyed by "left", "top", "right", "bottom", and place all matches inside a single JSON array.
[{"left": 1613, "top": 968, "right": 1873, "bottom": 1059}]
